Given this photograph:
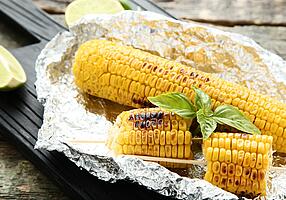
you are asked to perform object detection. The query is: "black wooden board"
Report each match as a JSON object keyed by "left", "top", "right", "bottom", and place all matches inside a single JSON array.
[{"left": 0, "top": 0, "right": 176, "bottom": 199}]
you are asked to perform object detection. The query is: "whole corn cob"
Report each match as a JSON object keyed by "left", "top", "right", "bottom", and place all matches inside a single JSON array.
[
  {"left": 73, "top": 39, "right": 286, "bottom": 153},
  {"left": 203, "top": 132, "right": 273, "bottom": 197},
  {"left": 107, "top": 108, "right": 193, "bottom": 168}
]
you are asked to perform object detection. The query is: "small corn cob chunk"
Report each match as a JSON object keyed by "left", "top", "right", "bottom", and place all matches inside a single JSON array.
[
  {"left": 73, "top": 39, "right": 286, "bottom": 153},
  {"left": 203, "top": 132, "right": 272, "bottom": 198},
  {"left": 107, "top": 108, "right": 193, "bottom": 168}
]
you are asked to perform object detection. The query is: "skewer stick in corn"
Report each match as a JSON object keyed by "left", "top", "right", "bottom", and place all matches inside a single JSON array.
[
  {"left": 73, "top": 39, "right": 286, "bottom": 153},
  {"left": 106, "top": 107, "right": 193, "bottom": 168}
]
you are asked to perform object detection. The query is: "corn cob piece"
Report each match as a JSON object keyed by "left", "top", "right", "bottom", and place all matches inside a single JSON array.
[
  {"left": 203, "top": 132, "right": 272, "bottom": 197},
  {"left": 107, "top": 108, "right": 193, "bottom": 168},
  {"left": 73, "top": 39, "right": 286, "bottom": 153}
]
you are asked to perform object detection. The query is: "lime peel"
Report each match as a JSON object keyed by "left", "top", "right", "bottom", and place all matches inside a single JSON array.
[
  {"left": 65, "top": 0, "right": 125, "bottom": 27},
  {"left": 0, "top": 46, "right": 26, "bottom": 91}
]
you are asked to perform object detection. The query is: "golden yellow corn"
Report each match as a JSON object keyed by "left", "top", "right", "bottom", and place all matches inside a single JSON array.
[
  {"left": 203, "top": 132, "right": 272, "bottom": 197},
  {"left": 73, "top": 39, "right": 286, "bottom": 153},
  {"left": 107, "top": 108, "right": 193, "bottom": 168}
]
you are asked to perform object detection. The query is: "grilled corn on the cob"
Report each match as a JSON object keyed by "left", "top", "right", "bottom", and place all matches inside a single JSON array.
[
  {"left": 73, "top": 39, "right": 286, "bottom": 153},
  {"left": 107, "top": 108, "right": 193, "bottom": 168},
  {"left": 203, "top": 132, "right": 272, "bottom": 197}
]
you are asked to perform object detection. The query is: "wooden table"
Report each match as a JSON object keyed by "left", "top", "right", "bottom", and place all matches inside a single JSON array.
[{"left": 0, "top": 0, "right": 286, "bottom": 199}]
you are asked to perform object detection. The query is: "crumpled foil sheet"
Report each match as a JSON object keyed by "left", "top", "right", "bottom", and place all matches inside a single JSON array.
[{"left": 35, "top": 11, "right": 286, "bottom": 199}]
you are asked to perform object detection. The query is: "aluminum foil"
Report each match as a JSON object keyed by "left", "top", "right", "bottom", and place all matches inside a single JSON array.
[{"left": 35, "top": 11, "right": 286, "bottom": 199}]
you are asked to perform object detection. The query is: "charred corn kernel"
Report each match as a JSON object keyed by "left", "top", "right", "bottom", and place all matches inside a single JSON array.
[
  {"left": 220, "top": 163, "right": 228, "bottom": 176},
  {"left": 235, "top": 165, "right": 243, "bottom": 176},
  {"left": 227, "top": 176, "right": 234, "bottom": 189},
  {"left": 75, "top": 39, "right": 286, "bottom": 153},
  {"left": 256, "top": 154, "right": 263, "bottom": 169},
  {"left": 250, "top": 169, "right": 257, "bottom": 181},
  {"left": 250, "top": 153, "right": 257, "bottom": 168},
  {"left": 203, "top": 132, "right": 272, "bottom": 198},
  {"left": 213, "top": 161, "right": 220, "bottom": 174},
  {"left": 213, "top": 174, "right": 220, "bottom": 186},
  {"left": 228, "top": 163, "right": 235, "bottom": 176},
  {"left": 219, "top": 176, "right": 228, "bottom": 189},
  {"left": 234, "top": 176, "right": 240, "bottom": 189},
  {"left": 242, "top": 167, "right": 251, "bottom": 178}
]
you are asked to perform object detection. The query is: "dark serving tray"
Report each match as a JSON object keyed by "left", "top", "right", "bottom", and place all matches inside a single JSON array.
[{"left": 0, "top": 0, "right": 177, "bottom": 199}]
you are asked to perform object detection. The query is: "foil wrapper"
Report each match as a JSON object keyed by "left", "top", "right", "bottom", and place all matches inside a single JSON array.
[{"left": 35, "top": 11, "right": 286, "bottom": 199}]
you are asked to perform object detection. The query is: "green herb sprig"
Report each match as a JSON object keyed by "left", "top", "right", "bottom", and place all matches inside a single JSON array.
[{"left": 148, "top": 87, "right": 261, "bottom": 139}]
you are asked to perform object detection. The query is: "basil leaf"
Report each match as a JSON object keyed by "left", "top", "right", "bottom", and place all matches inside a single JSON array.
[
  {"left": 193, "top": 86, "right": 211, "bottom": 111},
  {"left": 213, "top": 104, "right": 261, "bottom": 135},
  {"left": 148, "top": 92, "right": 196, "bottom": 119},
  {"left": 197, "top": 109, "right": 217, "bottom": 139}
]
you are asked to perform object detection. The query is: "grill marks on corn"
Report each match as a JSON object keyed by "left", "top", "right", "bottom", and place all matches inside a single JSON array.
[
  {"left": 203, "top": 133, "right": 272, "bottom": 197},
  {"left": 107, "top": 108, "right": 193, "bottom": 168},
  {"left": 73, "top": 39, "right": 286, "bottom": 153}
]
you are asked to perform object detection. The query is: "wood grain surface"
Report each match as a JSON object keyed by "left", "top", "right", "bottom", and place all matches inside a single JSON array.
[{"left": 1, "top": 0, "right": 286, "bottom": 199}]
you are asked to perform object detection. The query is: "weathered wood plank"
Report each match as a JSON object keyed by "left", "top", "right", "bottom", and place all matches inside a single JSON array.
[
  {"left": 0, "top": 134, "right": 69, "bottom": 200},
  {"left": 33, "top": 0, "right": 286, "bottom": 26},
  {"left": 153, "top": 0, "right": 286, "bottom": 26}
]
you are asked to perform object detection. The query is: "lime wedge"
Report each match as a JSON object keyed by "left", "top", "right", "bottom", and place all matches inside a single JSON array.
[
  {"left": 65, "top": 0, "right": 125, "bottom": 27},
  {"left": 0, "top": 46, "right": 26, "bottom": 91}
]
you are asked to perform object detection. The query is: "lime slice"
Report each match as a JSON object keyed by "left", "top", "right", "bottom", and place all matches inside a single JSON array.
[
  {"left": 65, "top": 0, "right": 125, "bottom": 27},
  {"left": 0, "top": 46, "right": 26, "bottom": 91}
]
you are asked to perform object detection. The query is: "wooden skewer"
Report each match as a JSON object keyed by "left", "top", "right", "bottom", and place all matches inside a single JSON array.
[
  {"left": 67, "top": 139, "right": 286, "bottom": 170},
  {"left": 68, "top": 137, "right": 203, "bottom": 144},
  {"left": 68, "top": 139, "right": 106, "bottom": 144},
  {"left": 125, "top": 155, "right": 206, "bottom": 165}
]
